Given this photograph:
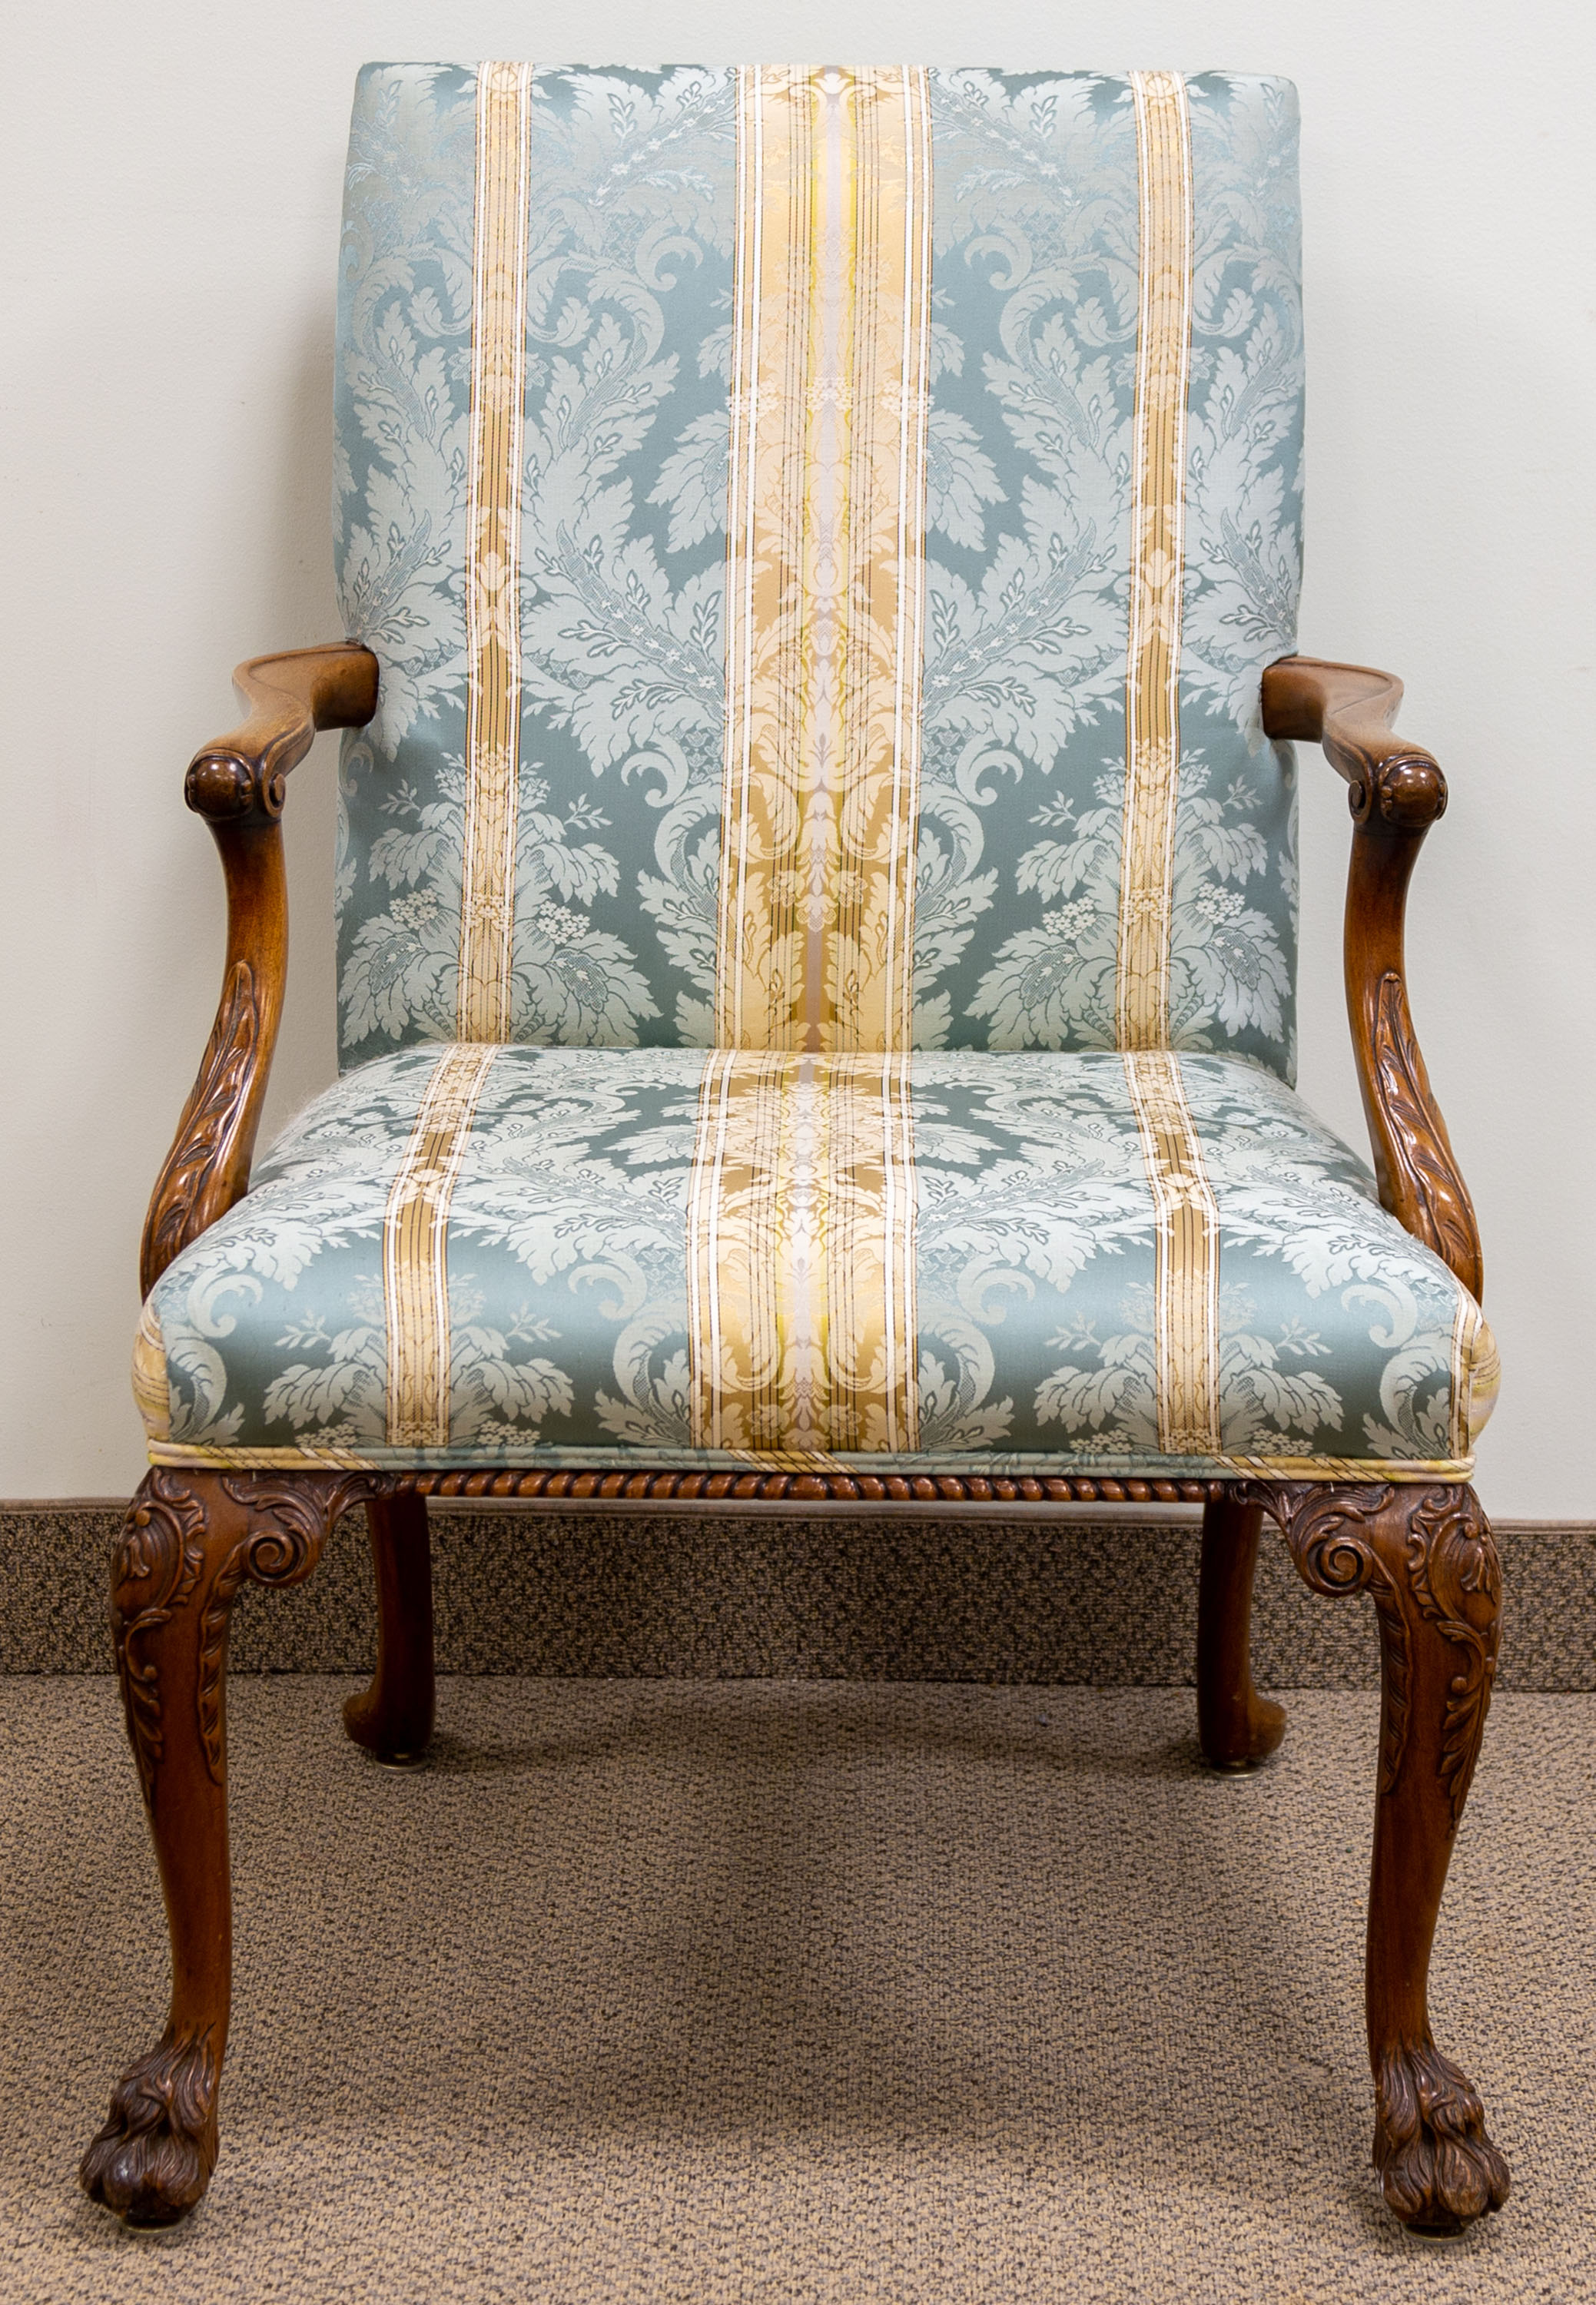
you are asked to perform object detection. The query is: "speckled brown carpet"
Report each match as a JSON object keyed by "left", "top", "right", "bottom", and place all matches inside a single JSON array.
[
  {"left": 2, "top": 1677, "right": 1594, "bottom": 2301},
  {"left": 6, "top": 1503, "right": 1596, "bottom": 1686}
]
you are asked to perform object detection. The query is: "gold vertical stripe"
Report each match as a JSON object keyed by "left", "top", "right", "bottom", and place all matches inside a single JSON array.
[
  {"left": 383, "top": 1043, "right": 499, "bottom": 1447},
  {"left": 1123, "top": 1049, "right": 1221, "bottom": 1454},
  {"left": 718, "top": 66, "right": 931, "bottom": 1053},
  {"left": 688, "top": 1050, "right": 917, "bottom": 1453},
  {"left": 457, "top": 61, "right": 533, "bottom": 1041},
  {"left": 1116, "top": 71, "right": 1193, "bottom": 1049}
]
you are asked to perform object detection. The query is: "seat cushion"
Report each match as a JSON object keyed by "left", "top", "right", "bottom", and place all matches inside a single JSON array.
[{"left": 138, "top": 1046, "right": 1495, "bottom": 1479}]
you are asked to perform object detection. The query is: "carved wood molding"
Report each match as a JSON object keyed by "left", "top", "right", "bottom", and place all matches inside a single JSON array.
[
  {"left": 140, "top": 960, "right": 260, "bottom": 1298},
  {"left": 1397, "top": 1486, "right": 1502, "bottom": 1828},
  {"left": 113, "top": 1469, "right": 388, "bottom": 1799},
  {"left": 191, "top": 1474, "right": 385, "bottom": 1782},
  {"left": 1369, "top": 969, "right": 1483, "bottom": 1298},
  {"left": 397, "top": 1467, "right": 1228, "bottom": 1506},
  {"left": 111, "top": 1470, "right": 211, "bottom": 1806},
  {"left": 1242, "top": 1480, "right": 1499, "bottom": 1826}
]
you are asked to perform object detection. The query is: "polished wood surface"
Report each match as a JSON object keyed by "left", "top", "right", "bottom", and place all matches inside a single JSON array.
[
  {"left": 1262, "top": 655, "right": 1483, "bottom": 1301},
  {"left": 1195, "top": 1493, "right": 1286, "bottom": 1769},
  {"left": 92, "top": 646, "right": 1506, "bottom": 2236},
  {"left": 81, "top": 1468, "right": 373, "bottom": 2225},
  {"left": 1243, "top": 1480, "right": 1509, "bottom": 2234},
  {"left": 139, "top": 644, "right": 379, "bottom": 1300},
  {"left": 400, "top": 1467, "right": 1226, "bottom": 1505},
  {"left": 343, "top": 1492, "right": 436, "bottom": 1766}
]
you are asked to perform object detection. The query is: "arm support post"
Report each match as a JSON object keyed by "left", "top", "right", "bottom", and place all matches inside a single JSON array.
[
  {"left": 140, "top": 644, "right": 379, "bottom": 1298},
  {"left": 1262, "top": 655, "right": 1482, "bottom": 1302}
]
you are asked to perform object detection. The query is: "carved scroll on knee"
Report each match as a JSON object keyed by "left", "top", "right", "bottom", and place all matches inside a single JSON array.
[{"left": 1244, "top": 1481, "right": 1500, "bottom": 1816}]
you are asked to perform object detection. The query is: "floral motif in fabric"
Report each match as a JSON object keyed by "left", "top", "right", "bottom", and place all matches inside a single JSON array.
[{"left": 140, "top": 1048, "right": 1495, "bottom": 1477}]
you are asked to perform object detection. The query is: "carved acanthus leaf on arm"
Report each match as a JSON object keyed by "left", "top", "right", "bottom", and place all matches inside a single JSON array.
[
  {"left": 138, "top": 643, "right": 378, "bottom": 1301},
  {"left": 1262, "top": 655, "right": 1483, "bottom": 1303},
  {"left": 139, "top": 960, "right": 260, "bottom": 1295},
  {"left": 1369, "top": 969, "right": 1481, "bottom": 1294}
]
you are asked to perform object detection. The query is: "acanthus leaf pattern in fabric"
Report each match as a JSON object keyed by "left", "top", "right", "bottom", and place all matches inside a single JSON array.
[
  {"left": 718, "top": 68, "right": 931, "bottom": 1053},
  {"left": 334, "top": 66, "right": 738, "bottom": 1060},
  {"left": 165, "top": 68, "right": 1484, "bottom": 1493},
  {"left": 929, "top": 72, "right": 1302, "bottom": 1072},
  {"left": 688, "top": 1051, "right": 917, "bottom": 1451},
  {"left": 333, "top": 68, "right": 1304, "bottom": 1072},
  {"left": 141, "top": 1046, "right": 1491, "bottom": 1480}
]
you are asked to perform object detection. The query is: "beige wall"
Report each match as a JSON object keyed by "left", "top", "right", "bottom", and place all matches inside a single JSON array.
[{"left": 4, "top": 0, "right": 1591, "bottom": 1509}]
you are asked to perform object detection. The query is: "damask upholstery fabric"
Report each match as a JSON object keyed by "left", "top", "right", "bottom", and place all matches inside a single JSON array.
[
  {"left": 135, "top": 66, "right": 1491, "bottom": 1484},
  {"left": 138, "top": 1047, "right": 1496, "bottom": 1478},
  {"left": 334, "top": 66, "right": 1304, "bottom": 1076}
]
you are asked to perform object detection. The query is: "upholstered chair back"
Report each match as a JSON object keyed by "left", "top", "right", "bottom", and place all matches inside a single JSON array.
[{"left": 335, "top": 66, "right": 1303, "bottom": 1075}]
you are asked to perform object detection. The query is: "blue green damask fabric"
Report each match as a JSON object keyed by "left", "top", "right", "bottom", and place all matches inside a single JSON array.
[
  {"left": 138, "top": 1048, "right": 1495, "bottom": 1476},
  {"left": 333, "top": 66, "right": 1304, "bottom": 1073},
  {"left": 136, "top": 70, "right": 1492, "bottom": 1483}
]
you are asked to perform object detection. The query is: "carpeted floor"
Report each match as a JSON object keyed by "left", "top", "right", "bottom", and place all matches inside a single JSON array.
[
  {"left": 2, "top": 1677, "right": 1594, "bottom": 2302},
  {"left": 7, "top": 1502, "right": 1596, "bottom": 1686}
]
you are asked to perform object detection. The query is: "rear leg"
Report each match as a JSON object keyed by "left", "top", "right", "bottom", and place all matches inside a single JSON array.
[
  {"left": 343, "top": 1488, "right": 435, "bottom": 1766},
  {"left": 1196, "top": 1488, "right": 1286, "bottom": 1769}
]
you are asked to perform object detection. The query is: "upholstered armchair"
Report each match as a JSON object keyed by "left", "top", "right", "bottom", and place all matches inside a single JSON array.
[{"left": 83, "top": 66, "right": 1507, "bottom": 2236}]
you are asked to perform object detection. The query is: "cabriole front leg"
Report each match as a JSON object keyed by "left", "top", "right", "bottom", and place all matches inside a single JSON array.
[
  {"left": 81, "top": 1468, "right": 367, "bottom": 2225},
  {"left": 1249, "top": 1480, "right": 1510, "bottom": 2234}
]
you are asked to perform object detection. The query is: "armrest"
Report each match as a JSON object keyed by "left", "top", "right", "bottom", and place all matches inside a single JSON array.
[
  {"left": 140, "top": 643, "right": 379, "bottom": 1298},
  {"left": 1262, "top": 654, "right": 1483, "bottom": 1302}
]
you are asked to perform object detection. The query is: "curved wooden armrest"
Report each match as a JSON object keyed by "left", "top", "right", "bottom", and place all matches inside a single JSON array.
[
  {"left": 181, "top": 642, "right": 379, "bottom": 827},
  {"left": 1262, "top": 655, "right": 1482, "bottom": 1302},
  {"left": 141, "top": 644, "right": 379, "bottom": 1299}
]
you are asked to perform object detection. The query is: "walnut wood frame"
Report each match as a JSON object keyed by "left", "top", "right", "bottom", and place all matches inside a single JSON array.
[{"left": 87, "top": 648, "right": 1507, "bottom": 2235}]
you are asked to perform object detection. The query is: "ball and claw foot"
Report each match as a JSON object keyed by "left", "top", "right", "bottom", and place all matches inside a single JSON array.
[
  {"left": 1374, "top": 2041, "right": 1510, "bottom": 2236},
  {"left": 79, "top": 2028, "right": 218, "bottom": 2227}
]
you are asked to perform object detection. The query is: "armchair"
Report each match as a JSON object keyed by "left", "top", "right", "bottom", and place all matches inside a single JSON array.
[{"left": 85, "top": 66, "right": 1506, "bottom": 2237}]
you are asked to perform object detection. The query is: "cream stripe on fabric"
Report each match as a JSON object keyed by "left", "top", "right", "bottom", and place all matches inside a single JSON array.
[
  {"left": 1116, "top": 71, "right": 1193, "bottom": 1050},
  {"left": 688, "top": 1051, "right": 918, "bottom": 1452},
  {"left": 383, "top": 1044, "right": 499, "bottom": 1447},
  {"left": 131, "top": 1300, "right": 171, "bottom": 1444},
  {"left": 1123, "top": 1048, "right": 1222, "bottom": 1455},
  {"left": 1450, "top": 1295, "right": 1501, "bottom": 1457},
  {"left": 457, "top": 61, "right": 533, "bottom": 1041},
  {"left": 718, "top": 66, "right": 932, "bottom": 1053}
]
